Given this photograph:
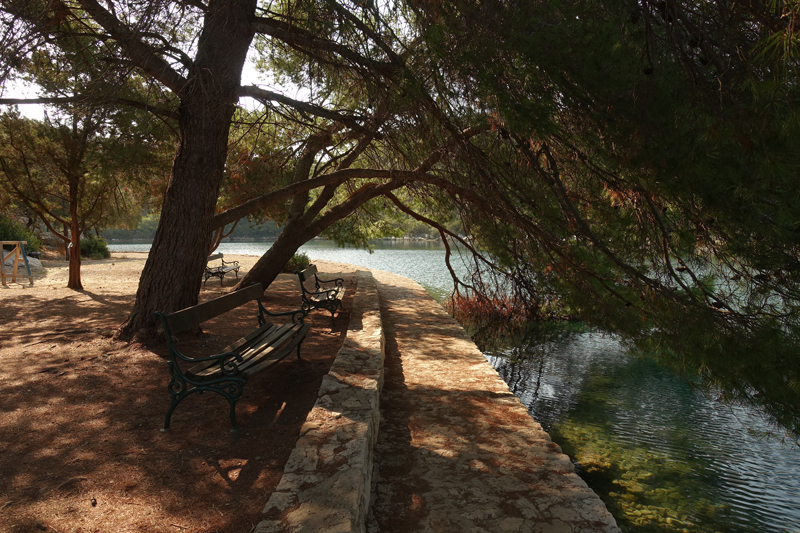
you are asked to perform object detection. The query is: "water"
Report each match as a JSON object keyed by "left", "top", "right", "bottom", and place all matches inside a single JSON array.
[
  {"left": 108, "top": 239, "right": 800, "bottom": 532},
  {"left": 109, "top": 239, "right": 470, "bottom": 301},
  {"left": 486, "top": 325, "right": 800, "bottom": 533}
]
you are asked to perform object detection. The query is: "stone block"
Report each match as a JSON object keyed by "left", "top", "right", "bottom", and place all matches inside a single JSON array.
[
  {"left": 260, "top": 270, "right": 383, "bottom": 533},
  {"left": 263, "top": 492, "right": 297, "bottom": 514}
]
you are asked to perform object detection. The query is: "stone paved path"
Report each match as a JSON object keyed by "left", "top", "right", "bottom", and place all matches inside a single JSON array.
[{"left": 366, "top": 270, "right": 621, "bottom": 533}]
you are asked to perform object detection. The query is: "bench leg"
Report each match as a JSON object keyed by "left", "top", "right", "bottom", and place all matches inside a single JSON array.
[
  {"left": 163, "top": 389, "right": 193, "bottom": 431},
  {"left": 163, "top": 379, "right": 245, "bottom": 431},
  {"left": 228, "top": 400, "right": 240, "bottom": 431},
  {"left": 329, "top": 300, "right": 344, "bottom": 326}
]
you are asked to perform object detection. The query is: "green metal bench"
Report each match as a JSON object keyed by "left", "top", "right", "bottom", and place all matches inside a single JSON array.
[
  {"left": 295, "top": 264, "right": 345, "bottom": 323},
  {"left": 154, "top": 283, "right": 309, "bottom": 431},
  {"left": 203, "top": 253, "right": 240, "bottom": 286}
]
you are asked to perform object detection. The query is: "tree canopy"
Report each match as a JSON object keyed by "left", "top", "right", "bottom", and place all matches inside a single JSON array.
[
  {"left": 1, "top": 0, "right": 799, "bottom": 439},
  {"left": 411, "top": 0, "right": 800, "bottom": 439}
]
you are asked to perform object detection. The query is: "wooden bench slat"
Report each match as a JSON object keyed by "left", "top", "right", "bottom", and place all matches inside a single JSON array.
[
  {"left": 244, "top": 321, "right": 301, "bottom": 351},
  {"left": 185, "top": 322, "right": 281, "bottom": 376},
  {"left": 296, "top": 264, "right": 345, "bottom": 324},
  {"left": 220, "top": 322, "right": 281, "bottom": 354},
  {"left": 229, "top": 325, "right": 295, "bottom": 371},
  {"left": 242, "top": 324, "right": 311, "bottom": 376},
  {"left": 237, "top": 323, "right": 305, "bottom": 367},
  {"left": 155, "top": 281, "right": 310, "bottom": 431},
  {"left": 208, "top": 265, "right": 237, "bottom": 273},
  {"left": 203, "top": 253, "right": 240, "bottom": 286},
  {"left": 186, "top": 323, "right": 304, "bottom": 378},
  {"left": 166, "top": 283, "right": 263, "bottom": 333},
  {"left": 188, "top": 322, "right": 291, "bottom": 375}
]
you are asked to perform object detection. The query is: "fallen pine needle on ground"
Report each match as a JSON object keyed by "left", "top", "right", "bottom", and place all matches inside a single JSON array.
[{"left": 0, "top": 252, "right": 354, "bottom": 533}]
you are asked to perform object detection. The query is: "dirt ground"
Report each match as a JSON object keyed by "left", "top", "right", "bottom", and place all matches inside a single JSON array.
[{"left": 0, "top": 252, "right": 355, "bottom": 533}]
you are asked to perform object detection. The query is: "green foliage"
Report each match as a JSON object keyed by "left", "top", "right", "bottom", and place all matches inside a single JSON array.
[
  {"left": 320, "top": 200, "right": 406, "bottom": 250},
  {"left": 282, "top": 252, "right": 310, "bottom": 273},
  {"left": 412, "top": 0, "right": 800, "bottom": 437},
  {"left": 102, "top": 213, "right": 161, "bottom": 240},
  {"left": 4, "top": 0, "right": 800, "bottom": 437},
  {"left": 0, "top": 20, "right": 174, "bottom": 280},
  {"left": 0, "top": 106, "right": 170, "bottom": 250},
  {"left": 80, "top": 235, "right": 110, "bottom": 260},
  {"left": 0, "top": 214, "right": 41, "bottom": 252}
]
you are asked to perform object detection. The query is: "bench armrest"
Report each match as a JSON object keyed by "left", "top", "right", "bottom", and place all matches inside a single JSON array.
[
  {"left": 256, "top": 300, "right": 306, "bottom": 325},
  {"left": 155, "top": 311, "right": 245, "bottom": 379},
  {"left": 313, "top": 273, "right": 343, "bottom": 293}
]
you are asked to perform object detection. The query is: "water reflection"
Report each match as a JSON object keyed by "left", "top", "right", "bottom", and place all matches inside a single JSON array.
[{"left": 485, "top": 324, "right": 800, "bottom": 533}]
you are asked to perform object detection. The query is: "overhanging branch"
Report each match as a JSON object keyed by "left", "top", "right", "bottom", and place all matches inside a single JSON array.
[
  {"left": 212, "top": 168, "right": 454, "bottom": 229},
  {"left": 0, "top": 96, "right": 180, "bottom": 121},
  {"left": 384, "top": 191, "right": 482, "bottom": 294},
  {"left": 211, "top": 120, "right": 495, "bottom": 230},
  {"left": 77, "top": 0, "right": 188, "bottom": 95},
  {"left": 237, "top": 85, "right": 376, "bottom": 135},
  {"left": 251, "top": 16, "right": 399, "bottom": 77}
]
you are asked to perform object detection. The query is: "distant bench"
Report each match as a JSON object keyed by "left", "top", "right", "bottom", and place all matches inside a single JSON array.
[
  {"left": 296, "top": 264, "right": 345, "bottom": 323},
  {"left": 203, "top": 253, "right": 240, "bottom": 286},
  {"left": 154, "top": 283, "right": 309, "bottom": 431}
]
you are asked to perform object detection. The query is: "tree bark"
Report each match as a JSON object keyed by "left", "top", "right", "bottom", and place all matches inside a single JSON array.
[
  {"left": 66, "top": 173, "right": 83, "bottom": 290},
  {"left": 116, "top": 0, "right": 256, "bottom": 342},
  {"left": 67, "top": 204, "right": 82, "bottom": 290},
  {"left": 235, "top": 217, "right": 318, "bottom": 293},
  {"left": 236, "top": 181, "right": 405, "bottom": 291}
]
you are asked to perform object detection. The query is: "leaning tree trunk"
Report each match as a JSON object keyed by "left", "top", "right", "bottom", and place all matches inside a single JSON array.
[
  {"left": 116, "top": 123, "right": 228, "bottom": 341},
  {"left": 116, "top": 0, "right": 256, "bottom": 342},
  {"left": 234, "top": 220, "right": 317, "bottom": 293}
]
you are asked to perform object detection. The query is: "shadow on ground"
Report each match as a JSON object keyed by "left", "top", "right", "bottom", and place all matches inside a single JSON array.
[{"left": 0, "top": 273, "right": 355, "bottom": 533}]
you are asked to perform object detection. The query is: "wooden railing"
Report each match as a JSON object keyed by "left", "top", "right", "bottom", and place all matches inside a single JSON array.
[{"left": 1, "top": 241, "right": 34, "bottom": 286}]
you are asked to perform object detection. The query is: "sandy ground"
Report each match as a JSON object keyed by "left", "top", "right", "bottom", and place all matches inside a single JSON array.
[{"left": 0, "top": 252, "right": 355, "bottom": 533}]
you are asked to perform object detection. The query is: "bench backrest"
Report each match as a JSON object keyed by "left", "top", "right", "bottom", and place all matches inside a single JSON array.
[
  {"left": 162, "top": 282, "right": 263, "bottom": 334},
  {"left": 296, "top": 264, "right": 318, "bottom": 284},
  {"left": 207, "top": 253, "right": 223, "bottom": 263}
]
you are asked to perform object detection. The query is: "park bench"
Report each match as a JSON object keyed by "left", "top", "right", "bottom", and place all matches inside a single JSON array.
[
  {"left": 154, "top": 283, "right": 310, "bottom": 431},
  {"left": 203, "top": 253, "right": 240, "bottom": 286},
  {"left": 296, "top": 264, "right": 345, "bottom": 323}
]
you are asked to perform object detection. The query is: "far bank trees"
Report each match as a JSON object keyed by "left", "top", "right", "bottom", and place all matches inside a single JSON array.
[{"left": 1, "top": 0, "right": 480, "bottom": 339}]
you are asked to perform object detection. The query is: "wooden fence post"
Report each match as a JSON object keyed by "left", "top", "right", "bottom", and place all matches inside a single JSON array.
[{"left": 1, "top": 241, "right": 34, "bottom": 286}]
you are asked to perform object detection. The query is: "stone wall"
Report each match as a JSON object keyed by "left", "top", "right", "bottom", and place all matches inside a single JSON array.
[{"left": 256, "top": 270, "right": 384, "bottom": 533}]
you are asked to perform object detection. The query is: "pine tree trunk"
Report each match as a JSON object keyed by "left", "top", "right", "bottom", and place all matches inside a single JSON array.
[
  {"left": 67, "top": 230, "right": 82, "bottom": 289},
  {"left": 235, "top": 221, "right": 316, "bottom": 292},
  {"left": 67, "top": 182, "right": 82, "bottom": 290},
  {"left": 116, "top": 0, "right": 256, "bottom": 342}
]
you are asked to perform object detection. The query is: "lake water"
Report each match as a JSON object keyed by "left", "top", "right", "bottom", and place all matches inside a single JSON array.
[
  {"left": 110, "top": 239, "right": 471, "bottom": 301},
  {"left": 485, "top": 325, "right": 800, "bottom": 533},
  {"left": 109, "top": 239, "right": 800, "bottom": 532}
]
